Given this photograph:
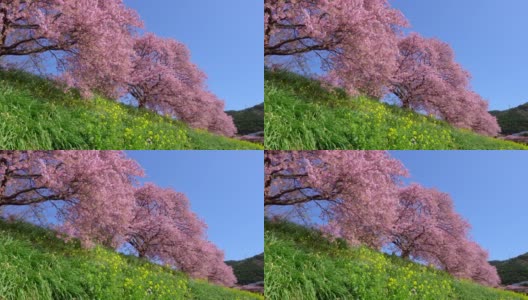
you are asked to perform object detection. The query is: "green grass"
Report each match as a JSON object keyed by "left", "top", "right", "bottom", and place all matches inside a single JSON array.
[
  {"left": 0, "top": 219, "right": 263, "bottom": 300},
  {"left": 265, "top": 219, "right": 528, "bottom": 300},
  {"left": 0, "top": 69, "right": 262, "bottom": 150},
  {"left": 265, "top": 70, "right": 528, "bottom": 150}
]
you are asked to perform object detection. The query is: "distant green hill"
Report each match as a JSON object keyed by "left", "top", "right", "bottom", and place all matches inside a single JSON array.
[
  {"left": 0, "top": 219, "right": 262, "bottom": 300},
  {"left": 490, "top": 103, "right": 528, "bottom": 135},
  {"left": 0, "top": 69, "right": 261, "bottom": 150},
  {"left": 491, "top": 253, "right": 528, "bottom": 285},
  {"left": 226, "top": 103, "right": 264, "bottom": 135},
  {"left": 226, "top": 253, "right": 264, "bottom": 285},
  {"left": 265, "top": 219, "right": 527, "bottom": 300}
]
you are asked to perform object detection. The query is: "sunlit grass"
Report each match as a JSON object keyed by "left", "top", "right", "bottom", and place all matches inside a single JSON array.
[
  {"left": 0, "top": 220, "right": 263, "bottom": 300},
  {"left": 0, "top": 69, "right": 261, "bottom": 150},
  {"left": 265, "top": 70, "right": 528, "bottom": 150},
  {"left": 265, "top": 220, "right": 527, "bottom": 300}
]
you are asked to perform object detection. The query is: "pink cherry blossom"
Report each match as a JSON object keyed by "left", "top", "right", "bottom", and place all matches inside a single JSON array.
[
  {"left": 128, "top": 34, "right": 237, "bottom": 136},
  {"left": 391, "top": 34, "right": 500, "bottom": 136},
  {"left": 126, "top": 183, "right": 236, "bottom": 286},
  {"left": 0, "top": 0, "right": 142, "bottom": 98},
  {"left": 265, "top": 150, "right": 408, "bottom": 248},
  {"left": 0, "top": 151, "right": 144, "bottom": 247},
  {"left": 265, "top": 0, "right": 408, "bottom": 97}
]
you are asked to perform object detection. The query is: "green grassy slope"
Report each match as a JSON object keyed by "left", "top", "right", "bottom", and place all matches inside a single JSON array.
[
  {"left": 265, "top": 70, "right": 528, "bottom": 150},
  {"left": 0, "top": 219, "right": 263, "bottom": 300},
  {"left": 490, "top": 103, "right": 528, "bottom": 135},
  {"left": 265, "top": 220, "right": 527, "bottom": 300},
  {"left": 0, "top": 70, "right": 261, "bottom": 150},
  {"left": 226, "top": 253, "right": 264, "bottom": 285},
  {"left": 491, "top": 253, "right": 528, "bottom": 285},
  {"left": 226, "top": 103, "right": 264, "bottom": 135}
]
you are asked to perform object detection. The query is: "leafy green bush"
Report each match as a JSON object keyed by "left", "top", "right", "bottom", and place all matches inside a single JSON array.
[
  {"left": 265, "top": 70, "right": 527, "bottom": 150},
  {"left": 0, "top": 70, "right": 261, "bottom": 150},
  {"left": 265, "top": 219, "right": 527, "bottom": 300}
]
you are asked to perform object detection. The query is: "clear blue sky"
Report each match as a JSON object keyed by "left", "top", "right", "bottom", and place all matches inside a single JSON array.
[
  {"left": 124, "top": 0, "right": 263, "bottom": 110},
  {"left": 390, "top": 151, "right": 528, "bottom": 261},
  {"left": 391, "top": 0, "right": 528, "bottom": 110},
  {"left": 126, "top": 151, "right": 263, "bottom": 261}
]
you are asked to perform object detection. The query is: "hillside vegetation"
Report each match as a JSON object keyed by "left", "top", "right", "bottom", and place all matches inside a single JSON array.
[
  {"left": 265, "top": 220, "right": 527, "bottom": 300},
  {"left": 0, "top": 219, "right": 262, "bottom": 300},
  {"left": 0, "top": 70, "right": 261, "bottom": 150},
  {"left": 226, "top": 253, "right": 264, "bottom": 285},
  {"left": 265, "top": 70, "right": 528, "bottom": 150},
  {"left": 491, "top": 253, "right": 528, "bottom": 285},
  {"left": 490, "top": 104, "right": 528, "bottom": 135},
  {"left": 226, "top": 103, "right": 264, "bottom": 135}
]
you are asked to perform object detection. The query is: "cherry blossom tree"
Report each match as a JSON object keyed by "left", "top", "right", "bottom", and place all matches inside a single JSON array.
[
  {"left": 202, "top": 92, "right": 237, "bottom": 136},
  {"left": 264, "top": 0, "right": 406, "bottom": 57},
  {"left": 464, "top": 241, "right": 501, "bottom": 286},
  {"left": 390, "top": 184, "right": 470, "bottom": 260},
  {"left": 167, "top": 239, "right": 220, "bottom": 281},
  {"left": 0, "top": 150, "right": 144, "bottom": 247},
  {"left": 128, "top": 34, "right": 236, "bottom": 136},
  {"left": 434, "top": 238, "right": 500, "bottom": 287},
  {"left": 0, "top": 3, "right": 237, "bottom": 135},
  {"left": 129, "top": 34, "right": 206, "bottom": 111},
  {"left": 264, "top": 0, "right": 499, "bottom": 135},
  {"left": 127, "top": 183, "right": 236, "bottom": 286},
  {"left": 127, "top": 183, "right": 205, "bottom": 258},
  {"left": 391, "top": 34, "right": 500, "bottom": 136},
  {"left": 197, "top": 241, "right": 237, "bottom": 286},
  {"left": 392, "top": 34, "right": 470, "bottom": 110},
  {"left": 389, "top": 184, "right": 500, "bottom": 287},
  {"left": 265, "top": 0, "right": 408, "bottom": 97},
  {"left": 265, "top": 150, "right": 408, "bottom": 247},
  {"left": 462, "top": 92, "right": 501, "bottom": 136},
  {"left": 0, "top": 0, "right": 142, "bottom": 98},
  {"left": 0, "top": 151, "right": 237, "bottom": 286},
  {"left": 267, "top": 151, "right": 500, "bottom": 287}
]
